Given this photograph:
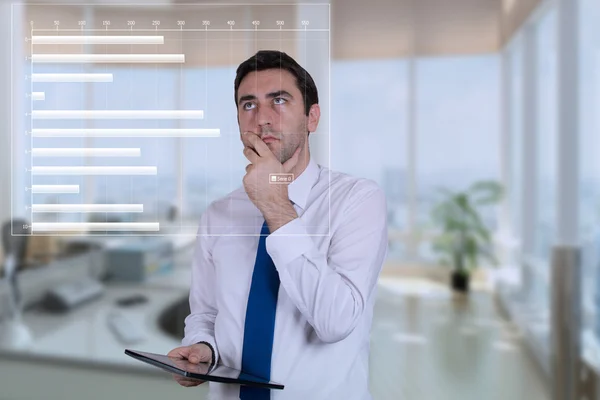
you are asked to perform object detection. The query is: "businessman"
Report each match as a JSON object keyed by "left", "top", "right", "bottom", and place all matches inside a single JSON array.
[{"left": 168, "top": 50, "right": 388, "bottom": 399}]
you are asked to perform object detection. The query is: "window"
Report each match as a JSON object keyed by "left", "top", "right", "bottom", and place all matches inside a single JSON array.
[
  {"left": 91, "top": 67, "right": 177, "bottom": 223},
  {"left": 331, "top": 59, "right": 408, "bottom": 260},
  {"left": 534, "top": 9, "right": 558, "bottom": 259},
  {"left": 331, "top": 59, "right": 409, "bottom": 230},
  {"left": 509, "top": 40, "right": 524, "bottom": 244},
  {"left": 415, "top": 55, "right": 501, "bottom": 260},
  {"left": 182, "top": 66, "right": 244, "bottom": 220},
  {"left": 579, "top": 0, "right": 600, "bottom": 344},
  {"left": 580, "top": 0, "right": 600, "bottom": 241},
  {"left": 331, "top": 56, "right": 500, "bottom": 262},
  {"left": 30, "top": 64, "right": 88, "bottom": 224}
]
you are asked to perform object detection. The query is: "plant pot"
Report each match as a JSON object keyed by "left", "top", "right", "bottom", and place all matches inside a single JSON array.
[{"left": 451, "top": 270, "right": 470, "bottom": 292}]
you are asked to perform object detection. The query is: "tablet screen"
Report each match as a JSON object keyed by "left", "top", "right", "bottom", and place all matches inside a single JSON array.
[
  {"left": 124, "top": 349, "right": 284, "bottom": 390},
  {"left": 144, "top": 351, "right": 214, "bottom": 375}
]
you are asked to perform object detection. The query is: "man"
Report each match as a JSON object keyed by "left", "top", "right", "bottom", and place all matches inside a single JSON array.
[{"left": 168, "top": 50, "right": 388, "bottom": 399}]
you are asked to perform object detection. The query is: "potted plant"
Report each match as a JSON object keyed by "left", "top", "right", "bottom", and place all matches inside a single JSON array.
[{"left": 430, "top": 180, "right": 504, "bottom": 293}]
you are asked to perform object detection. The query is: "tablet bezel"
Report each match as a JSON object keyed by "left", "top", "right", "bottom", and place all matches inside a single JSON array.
[{"left": 124, "top": 349, "right": 284, "bottom": 390}]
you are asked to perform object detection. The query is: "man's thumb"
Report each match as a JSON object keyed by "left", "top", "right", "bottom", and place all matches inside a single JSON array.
[{"left": 188, "top": 345, "right": 210, "bottom": 364}]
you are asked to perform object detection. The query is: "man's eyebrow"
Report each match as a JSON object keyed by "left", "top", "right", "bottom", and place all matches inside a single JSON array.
[
  {"left": 267, "top": 90, "right": 293, "bottom": 99},
  {"left": 238, "top": 94, "right": 257, "bottom": 105},
  {"left": 237, "top": 91, "right": 293, "bottom": 106}
]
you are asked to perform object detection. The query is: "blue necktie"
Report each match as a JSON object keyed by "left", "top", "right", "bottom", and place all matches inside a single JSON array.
[{"left": 239, "top": 221, "right": 280, "bottom": 399}]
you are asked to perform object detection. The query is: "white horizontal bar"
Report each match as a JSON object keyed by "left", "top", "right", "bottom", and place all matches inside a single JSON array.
[
  {"left": 31, "top": 54, "right": 184, "bottom": 63},
  {"left": 31, "top": 222, "right": 159, "bottom": 232},
  {"left": 31, "top": 185, "right": 79, "bottom": 194},
  {"left": 32, "top": 148, "right": 141, "bottom": 157},
  {"left": 31, "top": 110, "right": 204, "bottom": 119},
  {"left": 32, "top": 36, "right": 164, "bottom": 45},
  {"left": 32, "top": 128, "right": 219, "bottom": 137},
  {"left": 32, "top": 204, "right": 143, "bottom": 213},
  {"left": 32, "top": 73, "right": 113, "bottom": 82},
  {"left": 32, "top": 92, "right": 45, "bottom": 101},
  {"left": 31, "top": 166, "right": 157, "bottom": 175}
]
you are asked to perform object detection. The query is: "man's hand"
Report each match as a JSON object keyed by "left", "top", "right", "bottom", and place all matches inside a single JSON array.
[
  {"left": 242, "top": 131, "right": 300, "bottom": 232},
  {"left": 167, "top": 343, "right": 213, "bottom": 387}
]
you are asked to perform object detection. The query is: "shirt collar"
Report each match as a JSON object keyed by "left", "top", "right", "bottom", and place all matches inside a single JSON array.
[{"left": 287, "top": 156, "right": 319, "bottom": 211}]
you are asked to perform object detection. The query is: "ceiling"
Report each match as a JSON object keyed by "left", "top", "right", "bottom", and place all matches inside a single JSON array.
[
  {"left": 21, "top": 0, "right": 541, "bottom": 59},
  {"left": 331, "top": 0, "right": 541, "bottom": 58}
]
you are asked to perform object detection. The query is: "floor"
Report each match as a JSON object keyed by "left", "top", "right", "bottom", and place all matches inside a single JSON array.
[{"left": 368, "top": 276, "right": 550, "bottom": 400}]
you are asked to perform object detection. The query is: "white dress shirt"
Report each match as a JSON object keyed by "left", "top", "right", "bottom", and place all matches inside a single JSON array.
[{"left": 182, "top": 156, "right": 388, "bottom": 400}]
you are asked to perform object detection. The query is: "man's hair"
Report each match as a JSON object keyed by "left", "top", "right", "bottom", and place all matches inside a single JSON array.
[{"left": 234, "top": 50, "right": 319, "bottom": 116}]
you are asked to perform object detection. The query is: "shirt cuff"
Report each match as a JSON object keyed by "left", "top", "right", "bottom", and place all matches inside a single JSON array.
[
  {"left": 183, "top": 334, "right": 219, "bottom": 367},
  {"left": 266, "top": 217, "right": 314, "bottom": 269},
  {"left": 196, "top": 341, "right": 217, "bottom": 371}
]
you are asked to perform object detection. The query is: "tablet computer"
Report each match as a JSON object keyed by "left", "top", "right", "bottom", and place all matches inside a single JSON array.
[{"left": 124, "top": 349, "right": 284, "bottom": 390}]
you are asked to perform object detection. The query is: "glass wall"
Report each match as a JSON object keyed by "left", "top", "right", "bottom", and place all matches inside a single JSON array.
[
  {"left": 20, "top": 52, "right": 502, "bottom": 261},
  {"left": 509, "top": 40, "right": 524, "bottom": 245},
  {"left": 580, "top": 0, "right": 600, "bottom": 363},
  {"left": 330, "top": 56, "right": 501, "bottom": 262},
  {"left": 29, "top": 64, "right": 87, "bottom": 223},
  {"left": 415, "top": 55, "right": 500, "bottom": 261},
  {"left": 534, "top": 9, "right": 558, "bottom": 260},
  {"left": 183, "top": 66, "right": 243, "bottom": 220},
  {"left": 501, "top": 0, "right": 600, "bottom": 378},
  {"left": 500, "top": 8, "right": 560, "bottom": 374},
  {"left": 580, "top": 0, "right": 600, "bottom": 242},
  {"left": 91, "top": 67, "right": 177, "bottom": 222},
  {"left": 331, "top": 59, "right": 409, "bottom": 260}
]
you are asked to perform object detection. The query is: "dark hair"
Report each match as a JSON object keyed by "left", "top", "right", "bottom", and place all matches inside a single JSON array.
[{"left": 234, "top": 50, "right": 318, "bottom": 116}]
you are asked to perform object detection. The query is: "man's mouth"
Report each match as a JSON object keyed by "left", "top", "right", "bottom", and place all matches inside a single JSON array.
[{"left": 262, "top": 136, "right": 278, "bottom": 144}]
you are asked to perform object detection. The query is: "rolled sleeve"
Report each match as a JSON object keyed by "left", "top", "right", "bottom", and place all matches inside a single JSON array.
[{"left": 265, "top": 217, "right": 314, "bottom": 269}]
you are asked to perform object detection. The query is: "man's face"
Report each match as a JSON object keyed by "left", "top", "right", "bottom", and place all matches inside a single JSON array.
[{"left": 236, "top": 69, "right": 308, "bottom": 164}]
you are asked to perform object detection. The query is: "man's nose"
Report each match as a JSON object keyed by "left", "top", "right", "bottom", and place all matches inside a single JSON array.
[{"left": 256, "top": 104, "right": 273, "bottom": 127}]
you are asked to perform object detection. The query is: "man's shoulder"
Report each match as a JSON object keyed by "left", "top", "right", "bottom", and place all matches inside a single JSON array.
[{"left": 321, "top": 166, "right": 384, "bottom": 201}]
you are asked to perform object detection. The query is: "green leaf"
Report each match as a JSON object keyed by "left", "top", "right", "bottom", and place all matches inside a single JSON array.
[
  {"left": 468, "top": 180, "right": 504, "bottom": 205},
  {"left": 428, "top": 179, "right": 503, "bottom": 271}
]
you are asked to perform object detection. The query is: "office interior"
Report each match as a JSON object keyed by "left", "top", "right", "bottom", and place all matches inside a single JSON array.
[{"left": 0, "top": 0, "right": 597, "bottom": 399}]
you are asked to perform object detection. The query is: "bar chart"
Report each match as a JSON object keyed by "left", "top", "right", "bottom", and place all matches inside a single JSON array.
[{"left": 12, "top": 3, "right": 330, "bottom": 236}]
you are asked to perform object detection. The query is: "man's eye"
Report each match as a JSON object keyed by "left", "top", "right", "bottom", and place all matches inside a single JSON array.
[
  {"left": 243, "top": 102, "right": 256, "bottom": 110},
  {"left": 273, "top": 97, "right": 286, "bottom": 105}
]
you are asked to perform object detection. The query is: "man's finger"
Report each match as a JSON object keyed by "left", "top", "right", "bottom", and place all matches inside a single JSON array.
[
  {"left": 181, "top": 377, "right": 204, "bottom": 386},
  {"left": 173, "top": 374, "right": 205, "bottom": 386},
  {"left": 179, "top": 379, "right": 202, "bottom": 387},
  {"left": 240, "top": 131, "right": 258, "bottom": 153},
  {"left": 244, "top": 132, "right": 273, "bottom": 158},
  {"left": 240, "top": 131, "right": 254, "bottom": 147},
  {"left": 243, "top": 146, "right": 260, "bottom": 164},
  {"left": 167, "top": 346, "right": 189, "bottom": 360}
]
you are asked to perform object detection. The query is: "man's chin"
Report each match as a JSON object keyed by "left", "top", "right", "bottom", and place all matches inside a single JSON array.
[
  {"left": 268, "top": 146, "right": 286, "bottom": 163},
  {"left": 278, "top": 149, "right": 295, "bottom": 164},
  {"left": 273, "top": 142, "right": 301, "bottom": 164}
]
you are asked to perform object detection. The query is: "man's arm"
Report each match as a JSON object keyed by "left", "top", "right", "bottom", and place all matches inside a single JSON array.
[
  {"left": 182, "top": 210, "right": 220, "bottom": 366},
  {"left": 265, "top": 181, "right": 388, "bottom": 343}
]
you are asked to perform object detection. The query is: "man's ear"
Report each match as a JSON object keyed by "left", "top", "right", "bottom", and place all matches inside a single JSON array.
[{"left": 307, "top": 104, "right": 320, "bottom": 133}]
